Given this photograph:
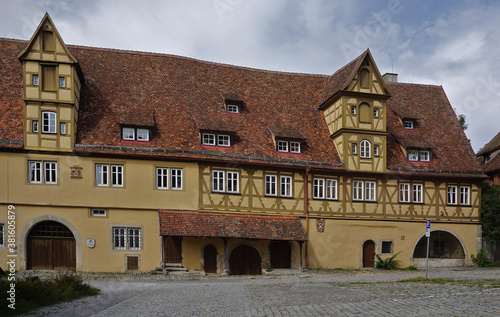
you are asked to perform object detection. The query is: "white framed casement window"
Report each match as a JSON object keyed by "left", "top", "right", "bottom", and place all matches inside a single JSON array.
[
  {"left": 399, "top": 183, "right": 410, "bottom": 203},
  {"left": 365, "top": 181, "right": 376, "bottom": 201},
  {"left": 227, "top": 104, "right": 239, "bottom": 113},
  {"left": 59, "top": 77, "right": 65, "bottom": 88},
  {"left": 0, "top": 224, "right": 4, "bottom": 248},
  {"left": 217, "top": 135, "right": 231, "bottom": 147},
  {"left": 32, "top": 74, "right": 39, "bottom": 86},
  {"left": 352, "top": 143, "right": 357, "bottom": 155},
  {"left": 280, "top": 176, "right": 292, "bottom": 197},
  {"left": 419, "top": 151, "right": 430, "bottom": 162},
  {"left": 112, "top": 226, "right": 142, "bottom": 251},
  {"left": 60, "top": 122, "right": 66, "bottom": 135},
  {"left": 290, "top": 142, "right": 301, "bottom": 153},
  {"left": 403, "top": 121, "right": 414, "bottom": 129},
  {"left": 373, "top": 108, "right": 379, "bottom": 118},
  {"left": 29, "top": 161, "right": 42, "bottom": 183},
  {"left": 202, "top": 133, "right": 216, "bottom": 145},
  {"left": 156, "top": 167, "right": 168, "bottom": 189},
  {"left": 91, "top": 209, "right": 107, "bottom": 216},
  {"left": 122, "top": 127, "right": 135, "bottom": 140},
  {"left": 447, "top": 186, "right": 457, "bottom": 205},
  {"left": 127, "top": 228, "right": 141, "bottom": 250},
  {"left": 408, "top": 150, "right": 419, "bottom": 161},
  {"left": 44, "top": 162, "right": 57, "bottom": 184},
  {"left": 212, "top": 170, "right": 225, "bottom": 192},
  {"left": 353, "top": 181, "right": 364, "bottom": 201},
  {"left": 374, "top": 145, "right": 379, "bottom": 157},
  {"left": 96, "top": 164, "right": 109, "bottom": 186},
  {"left": 111, "top": 165, "right": 124, "bottom": 187},
  {"left": 113, "top": 227, "right": 127, "bottom": 250},
  {"left": 265, "top": 175, "right": 277, "bottom": 196},
  {"left": 41, "top": 111, "right": 57, "bottom": 134},
  {"left": 313, "top": 178, "right": 325, "bottom": 199},
  {"left": 413, "top": 184, "right": 423, "bottom": 203},
  {"left": 460, "top": 186, "right": 470, "bottom": 205},
  {"left": 351, "top": 106, "right": 357, "bottom": 115},
  {"left": 277, "top": 140, "right": 288, "bottom": 152},
  {"left": 226, "top": 171, "right": 239, "bottom": 193},
  {"left": 360, "top": 140, "right": 371, "bottom": 158},
  {"left": 326, "top": 179, "right": 337, "bottom": 200},
  {"left": 171, "top": 168, "right": 183, "bottom": 190},
  {"left": 136, "top": 129, "right": 149, "bottom": 141},
  {"left": 32, "top": 121, "right": 38, "bottom": 133}
]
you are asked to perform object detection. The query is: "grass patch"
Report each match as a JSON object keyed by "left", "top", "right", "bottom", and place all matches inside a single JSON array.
[
  {"left": 0, "top": 272, "right": 100, "bottom": 316},
  {"left": 397, "top": 277, "right": 500, "bottom": 288}
]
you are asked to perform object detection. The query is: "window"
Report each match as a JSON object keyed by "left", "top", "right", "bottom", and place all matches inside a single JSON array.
[
  {"left": 290, "top": 142, "right": 301, "bottom": 153},
  {"left": 381, "top": 241, "right": 393, "bottom": 254},
  {"left": 42, "top": 111, "right": 56, "bottom": 134},
  {"left": 360, "top": 140, "right": 371, "bottom": 158},
  {"left": 202, "top": 133, "right": 230, "bottom": 146},
  {"left": 29, "top": 161, "right": 57, "bottom": 184},
  {"left": 212, "top": 170, "right": 225, "bottom": 192},
  {"left": 313, "top": 178, "right": 337, "bottom": 200},
  {"left": 353, "top": 181, "right": 364, "bottom": 201},
  {"left": 212, "top": 170, "right": 238, "bottom": 193},
  {"left": 403, "top": 121, "right": 414, "bottom": 129},
  {"left": 326, "top": 179, "right": 337, "bottom": 200},
  {"left": 122, "top": 127, "right": 150, "bottom": 141},
  {"left": 123, "top": 128, "right": 135, "bottom": 140},
  {"left": 33, "top": 75, "right": 39, "bottom": 86},
  {"left": 217, "top": 135, "right": 230, "bottom": 147},
  {"left": 277, "top": 141, "right": 288, "bottom": 152},
  {"left": 96, "top": 164, "right": 123, "bottom": 187},
  {"left": 313, "top": 178, "right": 325, "bottom": 199},
  {"left": 91, "top": 209, "right": 106, "bottom": 216},
  {"left": 0, "top": 224, "right": 4, "bottom": 248},
  {"left": 280, "top": 176, "right": 292, "bottom": 197},
  {"left": 227, "top": 104, "right": 239, "bottom": 113},
  {"left": 202, "top": 133, "right": 215, "bottom": 145},
  {"left": 42, "top": 65, "right": 56, "bottom": 91},
  {"left": 374, "top": 145, "right": 379, "bottom": 157},
  {"left": 407, "top": 150, "right": 418, "bottom": 161},
  {"left": 156, "top": 167, "right": 168, "bottom": 189},
  {"left": 59, "top": 77, "right": 65, "bottom": 88},
  {"left": 352, "top": 143, "right": 357, "bottom": 155},
  {"left": 433, "top": 240, "right": 445, "bottom": 257},
  {"left": 413, "top": 184, "right": 423, "bottom": 203},
  {"left": 373, "top": 108, "right": 379, "bottom": 118},
  {"left": 137, "top": 129, "right": 149, "bottom": 141},
  {"left": 60, "top": 122, "right": 66, "bottom": 135},
  {"left": 32, "top": 121, "right": 38, "bottom": 133},
  {"left": 113, "top": 227, "right": 141, "bottom": 250},
  {"left": 354, "top": 180, "right": 376, "bottom": 201},
  {"left": 460, "top": 186, "right": 470, "bottom": 205},
  {"left": 365, "top": 181, "right": 376, "bottom": 201},
  {"left": 351, "top": 106, "right": 357, "bottom": 115},
  {"left": 399, "top": 183, "right": 410, "bottom": 203},
  {"left": 419, "top": 151, "right": 430, "bottom": 162},
  {"left": 227, "top": 171, "right": 239, "bottom": 193},
  {"left": 171, "top": 168, "right": 183, "bottom": 190},
  {"left": 447, "top": 186, "right": 457, "bottom": 205},
  {"left": 265, "top": 175, "right": 277, "bottom": 196}
]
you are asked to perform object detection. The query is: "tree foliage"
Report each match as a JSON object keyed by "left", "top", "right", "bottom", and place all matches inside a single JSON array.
[
  {"left": 481, "top": 182, "right": 500, "bottom": 242},
  {"left": 458, "top": 114, "right": 468, "bottom": 130}
]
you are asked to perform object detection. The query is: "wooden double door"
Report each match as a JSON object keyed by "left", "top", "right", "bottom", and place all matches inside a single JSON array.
[{"left": 164, "top": 237, "right": 182, "bottom": 263}]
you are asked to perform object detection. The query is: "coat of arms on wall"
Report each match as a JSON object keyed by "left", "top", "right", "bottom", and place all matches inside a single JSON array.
[
  {"left": 70, "top": 166, "right": 83, "bottom": 178},
  {"left": 316, "top": 218, "right": 325, "bottom": 233}
]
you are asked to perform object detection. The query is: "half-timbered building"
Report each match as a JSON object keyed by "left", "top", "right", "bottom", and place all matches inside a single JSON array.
[{"left": 0, "top": 14, "right": 485, "bottom": 273}]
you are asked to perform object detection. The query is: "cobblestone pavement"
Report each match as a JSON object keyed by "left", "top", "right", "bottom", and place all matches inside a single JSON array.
[{"left": 23, "top": 268, "right": 500, "bottom": 316}]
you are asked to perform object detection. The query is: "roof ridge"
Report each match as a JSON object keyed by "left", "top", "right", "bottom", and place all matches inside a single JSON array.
[{"left": 386, "top": 81, "right": 441, "bottom": 88}]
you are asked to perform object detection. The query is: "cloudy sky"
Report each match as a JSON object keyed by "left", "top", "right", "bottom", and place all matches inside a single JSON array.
[{"left": 1, "top": 0, "right": 499, "bottom": 152}]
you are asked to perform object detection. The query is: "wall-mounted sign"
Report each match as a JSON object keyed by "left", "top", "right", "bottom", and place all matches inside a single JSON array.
[
  {"left": 70, "top": 166, "right": 83, "bottom": 178},
  {"left": 87, "top": 238, "right": 95, "bottom": 248},
  {"left": 316, "top": 218, "right": 325, "bottom": 233}
]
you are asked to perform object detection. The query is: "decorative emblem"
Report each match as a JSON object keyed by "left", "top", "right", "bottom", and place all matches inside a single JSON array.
[
  {"left": 316, "top": 218, "right": 325, "bottom": 233},
  {"left": 87, "top": 238, "right": 95, "bottom": 248},
  {"left": 71, "top": 166, "right": 83, "bottom": 178}
]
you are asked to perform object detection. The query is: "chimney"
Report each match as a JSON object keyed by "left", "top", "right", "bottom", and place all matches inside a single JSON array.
[{"left": 382, "top": 73, "right": 398, "bottom": 83}]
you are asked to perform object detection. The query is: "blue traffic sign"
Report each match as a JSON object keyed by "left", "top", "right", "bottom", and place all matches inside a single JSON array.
[{"left": 426, "top": 219, "right": 431, "bottom": 229}]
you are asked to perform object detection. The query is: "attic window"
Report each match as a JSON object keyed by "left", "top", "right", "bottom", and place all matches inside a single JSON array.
[
  {"left": 42, "top": 30, "right": 55, "bottom": 52},
  {"left": 403, "top": 121, "right": 414, "bottom": 129},
  {"left": 277, "top": 140, "right": 301, "bottom": 153},
  {"left": 202, "top": 133, "right": 231, "bottom": 147},
  {"left": 227, "top": 104, "right": 239, "bottom": 113},
  {"left": 122, "top": 127, "right": 150, "bottom": 141},
  {"left": 407, "top": 150, "right": 432, "bottom": 162}
]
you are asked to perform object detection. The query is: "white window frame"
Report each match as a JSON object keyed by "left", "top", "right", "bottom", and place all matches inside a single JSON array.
[
  {"left": 33, "top": 74, "right": 39, "bottom": 86},
  {"left": 365, "top": 181, "right": 376, "bottom": 201},
  {"left": 171, "top": 168, "right": 183, "bottom": 190},
  {"left": 60, "top": 122, "right": 66, "bottom": 135},
  {"left": 408, "top": 150, "right": 419, "bottom": 161},
  {"left": 403, "top": 121, "right": 414, "bottom": 129},
  {"left": 374, "top": 145, "right": 379, "bottom": 157},
  {"left": 44, "top": 161, "right": 57, "bottom": 184},
  {"left": 227, "top": 171, "right": 239, "bottom": 193},
  {"left": 290, "top": 142, "right": 301, "bottom": 153},
  {"left": 419, "top": 151, "right": 430, "bottom": 162},
  {"left": 29, "top": 161, "right": 42, "bottom": 183},
  {"left": 111, "top": 165, "right": 124, "bottom": 187},
  {"left": 59, "top": 76, "right": 65, "bottom": 88},
  {"left": 460, "top": 186, "right": 470, "bottom": 205},
  {"left": 277, "top": 141, "right": 288, "bottom": 152},
  {"left": 353, "top": 181, "right": 364, "bottom": 201},
  {"left": 96, "top": 164, "right": 109, "bottom": 186},
  {"left": 280, "top": 176, "right": 292, "bottom": 197},
  {"left": 265, "top": 175, "right": 277, "bottom": 196},
  {"left": 447, "top": 185, "right": 457, "bottom": 205},
  {"left": 351, "top": 106, "right": 357, "bottom": 115},
  {"left": 112, "top": 227, "right": 142, "bottom": 251},
  {"left": 91, "top": 209, "right": 107, "bottom": 216},
  {"left": 399, "top": 183, "right": 410, "bottom": 203},
  {"left": 217, "top": 135, "right": 231, "bottom": 147},
  {"left": 326, "top": 179, "right": 337, "bottom": 200},
  {"left": 212, "top": 170, "right": 225, "bottom": 192},
  {"left": 202, "top": 133, "right": 216, "bottom": 145},
  {"left": 137, "top": 129, "right": 149, "bottom": 141},
  {"left": 413, "top": 184, "right": 423, "bottom": 203},
  {"left": 122, "top": 127, "right": 135, "bottom": 140},
  {"left": 113, "top": 227, "right": 127, "bottom": 250},
  {"left": 373, "top": 108, "right": 379, "bottom": 118},
  {"left": 352, "top": 143, "right": 357, "bottom": 155},
  {"left": 127, "top": 228, "right": 141, "bottom": 250},
  {"left": 360, "top": 140, "right": 371, "bottom": 158},
  {"left": 227, "top": 104, "right": 239, "bottom": 113},
  {"left": 313, "top": 178, "right": 325, "bottom": 199},
  {"left": 32, "top": 120, "right": 38, "bottom": 133},
  {"left": 41, "top": 111, "right": 57, "bottom": 134},
  {"left": 156, "top": 167, "right": 169, "bottom": 189}
]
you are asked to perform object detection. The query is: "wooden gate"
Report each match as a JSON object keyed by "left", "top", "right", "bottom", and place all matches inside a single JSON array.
[
  {"left": 164, "top": 237, "right": 182, "bottom": 263},
  {"left": 363, "top": 240, "right": 375, "bottom": 268},
  {"left": 229, "top": 245, "right": 261, "bottom": 275},
  {"left": 203, "top": 245, "right": 217, "bottom": 273},
  {"left": 27, "top": 221, "right": 76, "bottom": 270},
  {"left": 270, "top": 240, "right": 291, "bottom": 269}
]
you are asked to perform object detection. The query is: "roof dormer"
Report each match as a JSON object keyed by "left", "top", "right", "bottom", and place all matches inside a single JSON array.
[
  {"left": 221, "top": 92, "right": 245, "bottom": 115},
  {"left": 268, "top": 126, "right": 306, "bottom": 154}
]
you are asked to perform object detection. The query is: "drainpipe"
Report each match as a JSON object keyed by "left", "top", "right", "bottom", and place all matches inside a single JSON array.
[{"left": 304, "top": 167, "right": 310, "bottom": 269}]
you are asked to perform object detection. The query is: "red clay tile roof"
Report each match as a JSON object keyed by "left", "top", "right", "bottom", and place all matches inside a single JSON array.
[
  {"left": 268, "top": 126, "right": 307, "bottom": 140},
  {"left": 483, "top": 152, "right": 500, "bottom": 173},
  {"left": 478, "top": 131, "right": 500, "bottom": 156},
  {"left": 159, "top": 210, "right": 307, "bottom": 241},
  {"left": 118, "top": 111, "right": 155, "bottom": 127},
  {"left": 221, "top": 92, "right": 244, "bottom": 103}
]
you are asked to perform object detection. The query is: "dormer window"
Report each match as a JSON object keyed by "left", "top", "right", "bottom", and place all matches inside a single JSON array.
[
  {"left": 122, "top": 127, "right": 150, "bottom": 142},
  {"left": 226, "top": 104, "right": 239, "bottom": 113},
  {"left": 276, "top": 140, "right": 302, "bottom": 153},
  {"left": 419, "top": 151, "right": 430, "bottom": 162},
  {"left": 202, "top": 133, "right": 230, "bottom": 147},
  {"left": 407, "top": 149, "right": 432, "bottom": 162},
  {"left": 403, "top": 121, "right": 414, "bottom": 129},
  {"left": 277, "top": 141, "right": 288, "bottom": 152},
  {"left": 290, "top": 142, "right": 301, "bottom": 153},
  {"left": 408, "top": 150, "right": 418, "bottom": 161}
]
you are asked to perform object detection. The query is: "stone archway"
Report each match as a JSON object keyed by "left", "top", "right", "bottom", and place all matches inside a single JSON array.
[
  {"left": 229, "top": 245, "right": 261, "bottom": 275},
  {"left": 411, "top": 230, "right": 468, "bottom": 267}
]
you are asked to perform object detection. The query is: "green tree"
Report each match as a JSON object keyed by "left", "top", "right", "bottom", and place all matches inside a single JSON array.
[
  {"left": 481, "top": 182, "right": 500, "bottom": 242},
  {"left": 458, "top": 114, "right": 468, "bottom": 130}
]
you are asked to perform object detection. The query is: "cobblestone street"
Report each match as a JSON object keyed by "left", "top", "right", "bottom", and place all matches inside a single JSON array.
[{"left": 24, "top": 268, "right": 500, "bottom": 316}]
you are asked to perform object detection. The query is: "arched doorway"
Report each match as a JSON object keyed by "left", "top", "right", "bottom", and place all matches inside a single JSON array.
[
  {"left": 27, "top": 221, "right": 76, "bottom": 270},
  {"left": 203, "top": 245, "right": 217, "bottom": 273},
  {"left": 229, "top": 245, "right": 261, "bottom": 275},
  {"left": 413, "top": 231, "right": 465, "bottom": 259},
  {"left": 270, "top": 240, "right": 291, "bottom": 269},
  {"left": 362, "top": 240, "right": 375, "bottom": 268}
]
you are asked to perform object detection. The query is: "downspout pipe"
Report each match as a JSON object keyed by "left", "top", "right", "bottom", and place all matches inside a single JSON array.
[{"left": 304, "top": 167, "right": 310, "bottom": 269}]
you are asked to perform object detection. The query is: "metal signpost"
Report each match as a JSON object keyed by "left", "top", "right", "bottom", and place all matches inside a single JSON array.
[{"left": 425, "top": 219, "right": 431, "bottom": 279}]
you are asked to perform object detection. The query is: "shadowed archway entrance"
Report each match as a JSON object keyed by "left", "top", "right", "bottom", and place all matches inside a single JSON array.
[
  {"left": 203, "top": 245, "right": 217, "bottom": 273},
  {"left": 363, "top": 240, "right": 375, "bottom": 268},
  {"left": 270, "top": 240, "right": 291, "bottom": 269},
  {"left": 229, "top": 245, "right": 261, "bottom": 275}
]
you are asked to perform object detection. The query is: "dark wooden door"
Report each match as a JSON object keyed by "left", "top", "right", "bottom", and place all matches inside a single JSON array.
[
  {"left": 363, "top": 240, "right": 375, "bottom": 268},
  {"left": 270, "top": 241, "right": 291, "bottom": 269},
  {"left": 203, "top": 245, "right": 217, "bottom": 273},
  {"left": 229, "top": 245, "right": 261, "bottom": 275},
  {"left": 164, "top": 237, "right": 182, "bottom": 263}
]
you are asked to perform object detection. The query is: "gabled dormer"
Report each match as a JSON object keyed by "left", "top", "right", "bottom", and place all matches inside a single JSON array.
[
  {"left": 319, "top": 49, "right": 390, "bottom": 172},
  {"left": 18, "top": 13, "right": 83, "bottom": 152}
]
